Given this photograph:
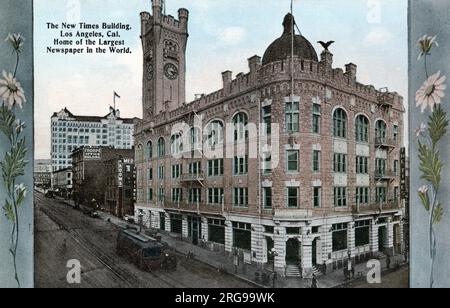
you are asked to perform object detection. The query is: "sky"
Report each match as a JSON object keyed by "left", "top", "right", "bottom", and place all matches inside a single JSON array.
[{"left": 34, "top": 0, "right": 408, "bottom": 159}]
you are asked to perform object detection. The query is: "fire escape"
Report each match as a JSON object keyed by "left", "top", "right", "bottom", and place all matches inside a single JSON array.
[{"left": 374, "top": 88, "right": 396, "bottom": 212}]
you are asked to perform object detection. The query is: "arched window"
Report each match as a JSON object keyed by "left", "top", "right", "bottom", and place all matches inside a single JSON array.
[
  {"left": 355, "top": 115, "right": 369, "bottom": 142},
  {"left": 157, "top": 137, "right": 165, "bottom": 158},
  {"left": 333, "top": 108, "right": 347, "bottom": 138},
  {"left": 137, "top": 144, "right": 144, "bottom": 162},
  {"left": 375, "top": 120, "right": 387, "bottom": 143},
  {"left": 146, "top": 141, "right": 153, "bottom": 160},
  {"left": 233, "top": 113, "right": 248, "bottom": 141},
  {"left": 171, "top": 134, "right": 183, "bottom": 155},
  {"left": 206, "top": 120, "right": 224, "bottom": 147}
]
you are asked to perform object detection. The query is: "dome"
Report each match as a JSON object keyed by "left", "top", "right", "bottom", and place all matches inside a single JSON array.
[{"left": 262, "top": 13, "right": 318, "bottom": 65}]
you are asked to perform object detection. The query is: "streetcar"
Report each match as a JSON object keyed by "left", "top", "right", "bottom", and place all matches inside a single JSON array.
[{"left": 116, "top": 229, "right": 177, "bottom": 272}]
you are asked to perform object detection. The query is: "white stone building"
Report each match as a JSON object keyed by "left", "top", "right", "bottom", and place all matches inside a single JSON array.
[{"left": 50, "top": 107, "right": 137, "bottom": 172}]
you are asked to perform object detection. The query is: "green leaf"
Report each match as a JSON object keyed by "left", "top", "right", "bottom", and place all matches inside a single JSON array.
[
  {"left": 418, "top": 141, "right": 442, "bottom": 187},
  {"left": 429, "top": 106, "right": 449, "bottom": 147},
  {"left": 433, "top": 203, "right": 444, "bottom": 225},
  {"left": 419, "top": 191, "right": 430, "bottom": 212},
  {"left": 2, "top": 200, "right": 15, "bottom": 222}
]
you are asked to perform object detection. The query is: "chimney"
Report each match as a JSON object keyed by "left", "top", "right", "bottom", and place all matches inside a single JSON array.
[
  {"left": 248, "top": 55, "right": 262, "bottom": 73},
  {"left": 222, "top": 71, "right": 232, "bottom": 96},
  {"left": 345, "top": 63, "right": 357, "bottom": 81},
  {"left": 320, "top": 50, "right": 333, "bottom": 70}
]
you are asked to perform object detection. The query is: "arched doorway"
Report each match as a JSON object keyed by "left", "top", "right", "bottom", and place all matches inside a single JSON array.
[{"left": 285, "top": 238, "right": 300, "bottom": 265}]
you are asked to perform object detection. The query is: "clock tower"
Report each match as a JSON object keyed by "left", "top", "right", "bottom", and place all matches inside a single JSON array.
[{"left": 140, "top": 0, "right": 189, "bottom": 120}]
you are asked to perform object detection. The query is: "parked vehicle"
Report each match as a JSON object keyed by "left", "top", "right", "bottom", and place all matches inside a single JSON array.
[
  {"left": 116, "top": 229, "right": 177, "bottom": 272},
  {"left": 124, "top": 215, "right": 135, "bottom": 224}
]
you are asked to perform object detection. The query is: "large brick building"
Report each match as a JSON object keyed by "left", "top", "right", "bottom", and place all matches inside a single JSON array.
[
  {"left": 72, "top": 146, "right": 135, "bottom": 213},
  {"left": 134, "top": 1, "right": 406, "bottom": 278}
]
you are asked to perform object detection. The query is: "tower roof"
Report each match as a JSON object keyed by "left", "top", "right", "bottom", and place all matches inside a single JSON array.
[{"left": 262, "top": 13, "right": 318, "bottom": 65}]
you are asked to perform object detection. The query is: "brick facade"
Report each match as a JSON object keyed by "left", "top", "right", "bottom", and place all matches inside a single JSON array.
[{"left": 134, "top": 1, "right": 406, "bottom": 278}]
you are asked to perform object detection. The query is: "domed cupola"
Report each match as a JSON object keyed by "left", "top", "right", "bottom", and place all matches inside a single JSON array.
[{"left": 262, "top": 13, "right": 318, "bottom": 65}]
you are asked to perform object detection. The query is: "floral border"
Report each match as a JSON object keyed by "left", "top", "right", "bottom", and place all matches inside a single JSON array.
[
  {"left": 0, "top": 33, "right": 28, "bottom": 288},
  {"left": 415, "top": 35, "right": 448, "bottom": 288}
]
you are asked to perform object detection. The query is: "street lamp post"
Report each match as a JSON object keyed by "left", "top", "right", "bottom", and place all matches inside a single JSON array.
[{"left": 269, "top": 248, "right": 279, "bottom": 288}]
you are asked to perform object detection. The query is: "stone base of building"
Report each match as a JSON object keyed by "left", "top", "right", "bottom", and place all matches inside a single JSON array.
[{"left": 135, "top": 206, "right": 404, "bottom": 278}]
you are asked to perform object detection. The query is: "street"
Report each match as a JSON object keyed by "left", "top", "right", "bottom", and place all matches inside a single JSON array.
[{"left": 34, "top": 192, "right": 254, "bottom": 288}]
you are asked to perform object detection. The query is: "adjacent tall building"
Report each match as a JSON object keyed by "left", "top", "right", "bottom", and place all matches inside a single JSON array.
[
  {"left": 72, "top": 146, "right": 135, "bottom": 213},
  {"left": 50, "top": 107, "right": 137, "bottom": 172},
  {"left": 134, "top": 2, "right": 406, "bottom": 278}
]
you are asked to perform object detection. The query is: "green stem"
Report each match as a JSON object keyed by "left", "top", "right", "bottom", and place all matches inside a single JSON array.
[
  {"left": 429, "top": 186, "right": 438, "bottom": 288},
  {"left": 13, "top": 52, "right": 19, "bottom": 78}
]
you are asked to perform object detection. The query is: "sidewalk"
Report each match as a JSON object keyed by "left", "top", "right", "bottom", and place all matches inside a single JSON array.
[{"left": 55, "top": 197, "right": 408, "bottom": 288}]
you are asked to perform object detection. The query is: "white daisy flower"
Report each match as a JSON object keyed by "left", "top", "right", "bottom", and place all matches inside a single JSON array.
[
  {"left": 418, "top": 35, "right": 438, "bottom": 60},
  {"left": 416, "top": 71, "right": 446, "bottom": 113},
  {"left": 0, "top": 70, "right": 26, "bottom": 109}
]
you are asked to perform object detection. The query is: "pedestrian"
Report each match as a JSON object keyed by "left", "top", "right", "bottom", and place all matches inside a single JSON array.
[
  {"left": 311, "top": 274, "right": 318, "bottom": 288},
  {"left": 386, "top": 255, "right": 391, "bottom": 269}
]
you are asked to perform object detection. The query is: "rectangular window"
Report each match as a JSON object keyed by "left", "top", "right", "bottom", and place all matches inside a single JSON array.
[
  {"left": 233, "top": 188, "right": 249, "bottom": 208},
  {"left": 334, "top": 153, "right": 347, "bottom": 173},
  {"left": 233, "top": 156, "right": 249, "bottom": 175},
  {"left": 208, "top": 219, "right": 225, "bottom": 245},
  {"left": 232, "top": 222, "right": 251, "bottom": 250},
  {"left": 172, "top": 188, "right": 183, "bottom": 203},
  {"left": 147, "top": 168, "right": 153, "bottom": 181},
  {"left": 263, "top": 187, "right": 272, "bottom": 209},
  {"left": 263, "top": 154, "right": 272, "bottom": 174},
  {"left": 355, "top": 220, "right": 370, "bottom": 247},
  {"left": 208, "top": 159, "right": 224, "bottom": 177},
  {"left": 375, "top": 187, "right": 387, "bottom": 203},
  {"left": 313, "top": 150, "right": 321, "bottom": 172},
  {"left": 332, "top": 223, "right": 348, "bottom": 252},
  {"left": 286, "top": 187, "right": 299, "bottom": 208},
  {"left": 158, "top": 188, "right": 165, "bottom": 202},
  {"left": 188, "top": 188, "right": 202, "bottom": 203},
  {"left": 208, "top": 188, "right": 224, "bottom": 204},
  {"left": 189, "top": 162, "right": 201, "bottom": 175},
  {"left": 287, "top": 150, "right": 299, "bottom": 173},
  {"left": 147, "top": 188, "right": 153, "bottom": 201},
  {"left": 393, "top": 125, "right": 399, "bottom": 143},
  {"left": 158, "top": 166, "right": 165, "bottom": 180},
  {"left": 375, "top": 159, "right": 387, "bottom": 176},
  {"left": 356, "top": 156, "right": 369, "bottom": 174},
  {"left": 172, "top": 164, "right": 182, "bottom": 179},
  {"left": 262, "top": 105, "right": 272, "bottom": 135},
  {"left": 312, "top": 103, "right": 321, "bottom": 134},
  {"left": 313, "top": 187, "right": 321, "bottom": 208},
  {"left": 285, "top": 101, "right": 299, "bottom": 133},
  {"left": 356, "top": 187, "right": 370, "bottom": 205},
  {"left": 394, "top": 187, "right": 399, "bottom": 204},
  {"left": 334, "top": 187, "right": 347, "bottom": 207},
  {"left": 394, "top": 160, "right": 399, "bottom": 176}
]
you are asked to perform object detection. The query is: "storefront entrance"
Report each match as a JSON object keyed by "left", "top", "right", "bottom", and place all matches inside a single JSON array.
[
  {"left": 189, "top": 216, "right": 202, "bottom": 246},
  {"left": 312, "top": 239, "right": 318, "bottom": 266},
  {"left": 285, "top": 238, "right": 300, "bottom": 265}
]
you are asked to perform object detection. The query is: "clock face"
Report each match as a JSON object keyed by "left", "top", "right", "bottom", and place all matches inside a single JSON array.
[
  {"left": 146, "top": 63, "right": 154, "bottom": 81},
  {"left": 164, "top": 63, "right": 178, "bottom": 80}
]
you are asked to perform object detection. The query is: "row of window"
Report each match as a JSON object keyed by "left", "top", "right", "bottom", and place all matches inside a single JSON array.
[
  {"left": 137, "top": 153, "right": 399, "bottom": 181},
  {"left": 136, "top": 186, "right": 399, "bottom": 209}
]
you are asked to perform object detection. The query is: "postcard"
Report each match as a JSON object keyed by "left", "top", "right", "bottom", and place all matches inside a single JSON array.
[{"left": 0, "top": 0, "right": 449, "bottom": 292}]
